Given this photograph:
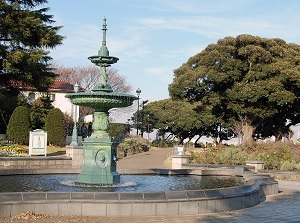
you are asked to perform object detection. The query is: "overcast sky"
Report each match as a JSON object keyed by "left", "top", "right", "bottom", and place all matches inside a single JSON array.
[{"left": 48, "top": 0, "right": 300, "bottom": 103}]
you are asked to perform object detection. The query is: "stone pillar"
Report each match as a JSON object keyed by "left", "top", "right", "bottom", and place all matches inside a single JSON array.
[
  {"left": 66, "top": 145, "right": 83, "bottom": 168},
  {"left": 246, "top": 160, "right": 265, "bottom": 172},
  {"left": 172, "top": 155, "right": 190, "bottom": 169}
]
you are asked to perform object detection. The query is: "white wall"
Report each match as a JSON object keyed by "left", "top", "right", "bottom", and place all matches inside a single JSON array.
[
  {"left": 52, "top": 92, "right": 73, "bottom": 115},
  {"left": 22, "top": 91, "right": 78, "bottom": 117}
]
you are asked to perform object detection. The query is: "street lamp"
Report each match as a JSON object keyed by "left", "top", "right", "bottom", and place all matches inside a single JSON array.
[
  {"left": 136, "top": 88, "right": 141, "bottom": 136},
  {"left": 70, "top": 82, "right": 79, "bottom": 146},
  {"left": 140, "top": 100, "right": 148, "bottom": 137}
]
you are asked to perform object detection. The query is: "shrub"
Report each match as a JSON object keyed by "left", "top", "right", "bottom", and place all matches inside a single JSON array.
[
  {"left": 118, "top": 137, "right": 150, "bottom": 157},
  {"left": 189, "top": 150, "right": 217, "bottom": 164},
  {"left": 64, "top": 113, "right": 74, "bottom": 136},
  {"left": 151, "top": 139, "right": 177, "bottom": 148},
  {"left": 6, "top": 106, "right": 31, "bottom": 145},
  {"left": 190, "top": 141, "right": 300, "bottom": 170},
  {"left": 280, "top": 161, "right": 297, "bottom": 171},
  {"left": 108, "top": 123, "right": 128, "bottom": 140},
  {"left": 45, "top": 108, "right": 66, "bottom": 146},
  {"left": 215, "top": 148, "right": 249, "bottom": 165}
]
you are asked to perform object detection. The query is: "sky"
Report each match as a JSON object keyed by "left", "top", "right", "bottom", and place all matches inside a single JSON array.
[{"left": 47, "top": 0, "right": 300, "bottom": 103}]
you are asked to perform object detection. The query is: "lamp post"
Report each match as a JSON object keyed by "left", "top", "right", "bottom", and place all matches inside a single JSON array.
[
  {"left": 70, "top": 82, "right": 79, "bottom": 146},
  {"left": 140, "top": 100, "right": 148, "bottom": 137},
  {"left": 136, "top": 88, "right": 141, "bottom": 136}
]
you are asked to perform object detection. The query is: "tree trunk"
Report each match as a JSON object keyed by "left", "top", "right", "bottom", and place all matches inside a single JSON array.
[{"left": 242, "top": 122, "right": 255, "bottom": 144}]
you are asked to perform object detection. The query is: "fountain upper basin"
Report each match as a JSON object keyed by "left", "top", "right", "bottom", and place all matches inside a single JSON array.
[{"left": 66, "top": 91, "right": 137, "bottom": 110}]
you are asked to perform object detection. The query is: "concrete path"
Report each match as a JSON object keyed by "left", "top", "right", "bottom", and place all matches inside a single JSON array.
[
  {"left": 117, "top": 147, "right": 175, "bottom": 170},
  {"left": 2, "top": 147, "right": 300, "bottom": 223}
]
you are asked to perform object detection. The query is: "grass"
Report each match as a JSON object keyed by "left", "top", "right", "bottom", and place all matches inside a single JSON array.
[{"left": 46, "top": 145, "right": 66, "bottom": 156}]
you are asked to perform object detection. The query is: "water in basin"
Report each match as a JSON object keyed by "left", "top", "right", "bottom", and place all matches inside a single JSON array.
[{"left": 0, "top": 174, "right": 244, "bottom": 192}]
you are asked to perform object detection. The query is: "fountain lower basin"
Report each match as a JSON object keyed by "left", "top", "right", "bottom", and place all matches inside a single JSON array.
[{"left": 0, "top": 166, "right": 278, "bottom": 218}]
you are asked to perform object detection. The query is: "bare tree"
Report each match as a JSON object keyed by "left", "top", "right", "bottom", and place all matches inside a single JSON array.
[
  {"left": 52, "top": 64, "right": 135, "bottom": 121},
  {"left": 52, "top": 65, "right": 132, "bottom": 93}
]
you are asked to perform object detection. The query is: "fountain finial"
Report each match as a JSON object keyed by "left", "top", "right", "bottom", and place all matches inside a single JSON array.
[
  {"left": 98, "top": 17, "right": 109, "bottom": 57},
  {"left": 88, "top": 17, "right": 119, "bottom": 92}
]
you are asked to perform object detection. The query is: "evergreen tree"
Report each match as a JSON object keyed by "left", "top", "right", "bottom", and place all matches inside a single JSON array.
[
  {"left": 6, "top": 105, "right": 31, "bottom": 144},
  {"left": 30, "top": 94, "right": 54, "bottom": 129},
  {"left": 45, "top": 108, "right": 65, "bottom": 146},
  {"left": 0, "top": 0, "right": 64, "bottom": 116},
  {"left": 169, "top": 35, "right": 300, "bottom": 143}
]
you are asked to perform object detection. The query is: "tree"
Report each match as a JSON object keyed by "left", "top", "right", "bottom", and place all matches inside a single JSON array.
[
  {"left": 169, "top": 35, "right": 300, "bottom": 143},
  {"left": 30, "top": 94, "right": 54, "bottom": 129},
  {"left": 45, "top": 108, "right": 65, "bottom": 146},
  {"left": 6, "top": 105, "right": 31, "bottom": 144},
  {"left": 53, "top": 65, "right": 132, "bottom": 93},
  {"left": 53, "top": 65, "right": 133, "bottom": 117},
  {"left": 0, "top": 0, "right": 64, "bottom": 118},
  {"left": 107, "top": 123, "right": 128, "bottom": 141},
  {"left": 143, "top": 99, "right": 202, "bottom": 144}
]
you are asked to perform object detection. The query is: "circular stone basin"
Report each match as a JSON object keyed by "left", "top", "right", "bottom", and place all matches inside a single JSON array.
[{"left": 0, "top": 174, "right": 244, "bottom": 193}]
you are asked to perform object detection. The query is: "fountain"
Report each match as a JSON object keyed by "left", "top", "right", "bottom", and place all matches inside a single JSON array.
[
  {"left": 65, "top": 17, "right": 137, "bottom": 185},
  {"left": 0, "top": 18, "right": 279, "bottom": 219}
]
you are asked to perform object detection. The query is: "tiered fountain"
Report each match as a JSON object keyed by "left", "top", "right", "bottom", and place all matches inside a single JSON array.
[{"left": 66, "top": 17, "right": 137, "bottom": 185}]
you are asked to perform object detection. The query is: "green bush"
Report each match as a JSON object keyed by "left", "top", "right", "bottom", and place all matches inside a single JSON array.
[
  {"left": 118, "top": 137, "right": 150, "bottom": 157},
  {"left": 215, "top": 148, "right": 249, "bottom": 165},
  {"left": 151, "top": 139, "right": 177, "bottom": 148},
  {"left": 280, "top": 160, "right": 299, "bottom": 171},
  {"left": 6, "top": 106, "right": 31, "bottom": 145},
  {"left": 189, "top": 150, "right": 217, "bottom": 164},
  {"left": 108, "top": 123, "right": 128, "bottom": 140},
  {"left": 190, "top": 141, "right": 300, "bottom": 170},
  {"left": 45, "top": 108, "right": 66, "bottom": 146}
]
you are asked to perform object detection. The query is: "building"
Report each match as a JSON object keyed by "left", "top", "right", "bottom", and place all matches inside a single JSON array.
[{"left": 21, "top": 79, "right": 80, "bottom": 116}]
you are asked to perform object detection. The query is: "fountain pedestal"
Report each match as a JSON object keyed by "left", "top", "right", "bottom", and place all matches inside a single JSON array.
[{"left": 78, "top": 132, "right": 119, "bottom": 184}]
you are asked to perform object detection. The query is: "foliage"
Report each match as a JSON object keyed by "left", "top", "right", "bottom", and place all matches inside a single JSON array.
[
  {"left": 144, "top": 99, "right": 203, "bottom": 144},
  {"left": 30, "top": 95, "right": 54, "bottom": 129},
  {"left": 0, "top": 0, "right": 63, "bottom": 133},
  {"left": 130, "top": 105, "right": 155, "bottom": 138},
  {"left": 0, "top": 142, "right": 28, "bottom": 157},
  {"left": 64, "top": 113, "right": 73, "bottom": 136},
  {"left": 169, "top": 35, "right": 300, "bottom": 143},
  {"left": 118, "top": 137, "right": 150, "bottom": 157},
  {"left": 244, "top": 141, "right": 300, "bottom": 169},
  {"left": 45, "top": 108, "right": 66, "bottom": 146},
  {"left": 280, "top": 161, "right": 300, "bottom": 171},
  {"left": 194, "top": 142, "right": 205, "bottom": 148},
  {"left": 151, "top": 139, "right": 177, "bottom": 148},
  {"left": 189, "top": 141, "right": 300, "bottom": 170},
  {"left": 108, "top": 123, "right": 128, "bottom": 141},
  {"left": 0, "top": 94, "right": 19, "bottom": 133},
  {"left": 0, "top": 0, "right": 64, "bottom": 98},
  {"left": 214, "top": 148, "right": 248, "bottom": 165},
  {"left": 6, "top": 106, "right": 31, "bottom": 145}
]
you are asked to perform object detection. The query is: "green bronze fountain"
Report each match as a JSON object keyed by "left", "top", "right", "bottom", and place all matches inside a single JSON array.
[{"left": 66, "top": 17, "right": 137, "bottom": 185}]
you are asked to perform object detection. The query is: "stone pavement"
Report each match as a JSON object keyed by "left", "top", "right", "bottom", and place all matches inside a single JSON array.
[{"left": 2, "top": 147, "right": 300, "bottom": 223}]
